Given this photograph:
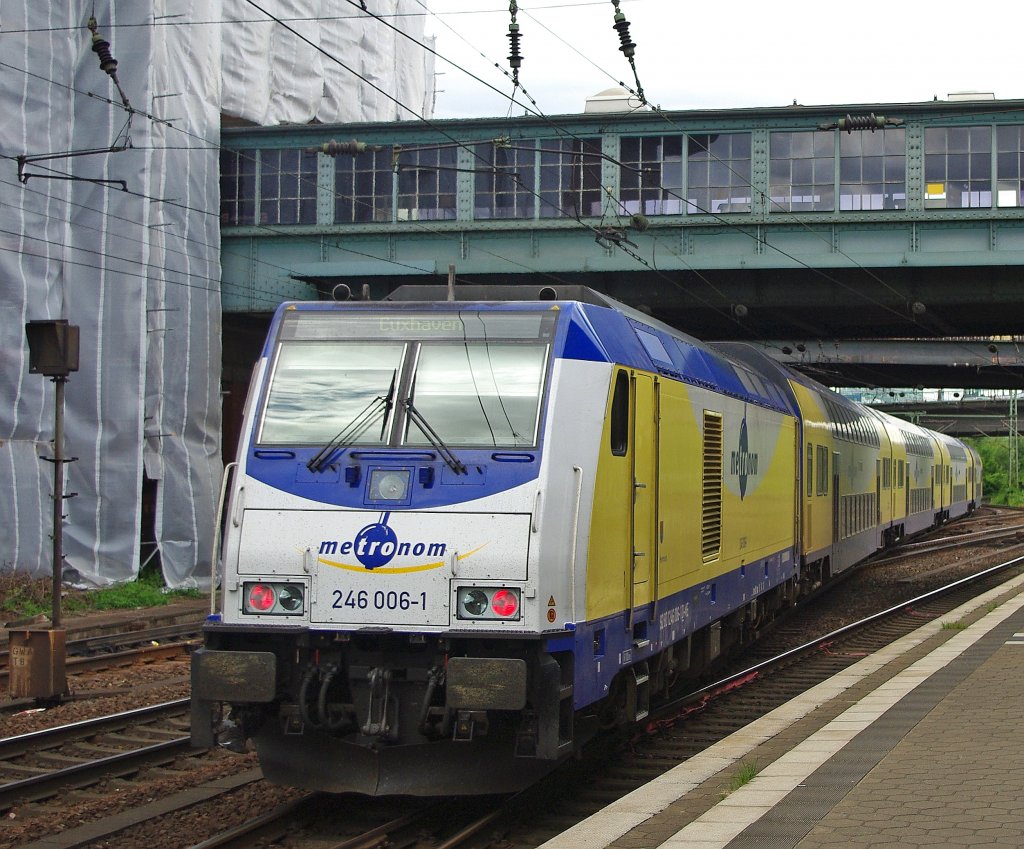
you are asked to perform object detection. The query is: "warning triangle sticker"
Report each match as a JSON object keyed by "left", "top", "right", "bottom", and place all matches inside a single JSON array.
[{"left": 547, "top": 596, "right": 556, "bottom": 606}]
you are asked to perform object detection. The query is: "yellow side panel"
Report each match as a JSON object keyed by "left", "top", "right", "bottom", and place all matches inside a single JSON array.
[
  {"left": 585, "top": 379, "right": 633, "bottom": 620},
  {"left": 655, "top": 383, "right": 702, "bottom": 595},
  {"left": 586, "top": 372, "right": 799, "bottom": 621},
  {"left": 713, "top": 400, "right": 797, "bottom": 579}
]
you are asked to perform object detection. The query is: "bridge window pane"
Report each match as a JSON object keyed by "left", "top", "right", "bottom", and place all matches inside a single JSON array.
[
  {"left": 839, "top": 128, "right": 906, "bottom": 210},
  {"left": 769, "top": 131, "right": 834, "bottom": 212},
  {"left": 538, "top": 138, "right": 602, "bottom": 218},
  {"left": 620, "top": 135, "right": 685, "bottom": 215},
  {"left": 220, "top": 149, "right": 257, "bottom": 226},
  {"left": 260, "top": 149, "right": 319, "bottom": 225},
  {"left": 335, "top": 148, "right": 393, "bottom": 223},
  {"left": 396, "top": 146, "right": 458, "bottom": 221},
  {"left": 924, "top": 126, "right": 991, "bottom": 208},
  {"left": 996, "top": 126, "right": 1024, "bottom": 207},
  {"left": 474, "top": 142, "right": 536, "bottom": 219},
  {"left": 687, "top": 133, "right": 752, "bottom": 214}
]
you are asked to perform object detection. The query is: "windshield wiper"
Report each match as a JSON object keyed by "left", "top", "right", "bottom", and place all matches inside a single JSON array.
[
  {"left": 307, "top": 371, "right": 396, "bottom": 473},
  {"left": 402, "top": 398, "right": 467, "bottom": 476}
]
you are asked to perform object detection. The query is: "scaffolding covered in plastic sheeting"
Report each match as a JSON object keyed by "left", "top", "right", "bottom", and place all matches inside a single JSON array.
[
  {"left": 222, "top": 0, "right": 436, "bottom": 125},
  {"left": 1, "top": 1, "right": 435, "bottom": 590},
  {"left": 0, "top": 1, "right": 222, "bottom": 590}
]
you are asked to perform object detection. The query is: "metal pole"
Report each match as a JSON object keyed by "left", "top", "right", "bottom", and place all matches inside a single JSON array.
[{"left": 51, "top": 375, "right": 65, "bottom": 629}]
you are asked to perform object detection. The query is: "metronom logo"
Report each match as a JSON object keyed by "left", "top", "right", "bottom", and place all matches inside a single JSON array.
[
  {"left": 730, "top": 417, "right": 760, "bottom": 500},
  {"left": 317, "top": 513, "right": 446, "bottom": 571}
]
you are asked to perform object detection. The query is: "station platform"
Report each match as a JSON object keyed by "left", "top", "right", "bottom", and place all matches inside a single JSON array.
[{"left": 540, "top": 568, "right": 1024, "bottom": 849}]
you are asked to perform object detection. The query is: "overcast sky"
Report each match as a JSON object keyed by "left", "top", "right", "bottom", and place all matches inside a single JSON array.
[{"left": 427, "top": 0, "right": 1018, "bottom": 119}]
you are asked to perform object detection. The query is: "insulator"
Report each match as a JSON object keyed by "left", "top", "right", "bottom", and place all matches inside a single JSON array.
[
  {"left": 611, "top": 2, "right": 635, "bottom": 58},
  {"left": 87, "top": 16, "right": 118, "bottom": 77},
  {"left": 507, "top": 22, "right": 522, "bottom": 70},
  {"left": 838, "top": 113, "right": 887, "bottom": 133},
  {"left": 311, "top": 139, "right": 370, "bottom": 157}
]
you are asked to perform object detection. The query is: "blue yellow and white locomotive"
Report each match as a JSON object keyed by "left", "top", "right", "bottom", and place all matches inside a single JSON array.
[{"left": 191, "top": 285, "right": 981, "bottom": 796}]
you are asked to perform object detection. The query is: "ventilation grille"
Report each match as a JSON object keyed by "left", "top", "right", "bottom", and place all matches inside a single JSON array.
[{"left": 702, "top": 411, "right": 723, "bottom": 561}]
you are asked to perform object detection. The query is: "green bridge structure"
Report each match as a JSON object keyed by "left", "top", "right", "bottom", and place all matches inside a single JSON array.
[{"left": 219, "top": 95, "right": 1024, "bottom": 413}]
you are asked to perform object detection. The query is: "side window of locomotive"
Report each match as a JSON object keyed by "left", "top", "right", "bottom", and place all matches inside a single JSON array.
[{"left": 610, "top": 370, "right": 629, "bottom": 456}]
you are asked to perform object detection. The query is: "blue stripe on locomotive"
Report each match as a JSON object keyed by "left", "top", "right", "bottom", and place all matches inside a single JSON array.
[{"left": 548, "top": 547, "right": 799, "bottom": 709}]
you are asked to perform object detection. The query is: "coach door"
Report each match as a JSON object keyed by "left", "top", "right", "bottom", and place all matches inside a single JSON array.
[
  {"left": 630, "top": 372, "right": 658, "bottom": 624},
  {"left": 832, "top": 452, "right": 841, "bottom": 547}
]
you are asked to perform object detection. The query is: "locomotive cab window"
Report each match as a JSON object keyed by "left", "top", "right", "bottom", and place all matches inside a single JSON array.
[
  {"left": 259, "top": 310, "right": 554, "bottom": 448},
  {"left": 259, "top": 341, "right": 406, "bottom": 445},
  {"left": 405, "top": 342, "right": 547, "bottom": 447}
]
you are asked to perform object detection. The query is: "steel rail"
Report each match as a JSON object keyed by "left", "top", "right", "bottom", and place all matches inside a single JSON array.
[
  {"left": 0, "top": 736, "right": 191, "bottom": 810},
  {"left": 0, "top": 698, "right": 189, "bottom": 759}
]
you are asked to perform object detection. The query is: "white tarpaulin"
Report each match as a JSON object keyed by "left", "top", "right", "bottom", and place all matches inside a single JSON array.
[
  {"left": 222, "top": 0, "right": 435, "bottom": 125},
  {"left": 0, "top": 1, "right": 433, "bottom": 588}
]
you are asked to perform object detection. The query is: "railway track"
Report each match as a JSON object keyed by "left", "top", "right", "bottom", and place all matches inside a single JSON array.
[
  {"left": 184, "top": 798, "right": 507, "bottom": 849},
  {"left": 3, "top": 508, "right": 1020, "bottom": 849},
  {"left": 0, "top": 699, "right": 192, "bottom": 812}
]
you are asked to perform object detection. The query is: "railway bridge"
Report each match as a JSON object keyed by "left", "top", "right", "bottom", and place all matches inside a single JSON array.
[{"left": 219, "top": 95, "right": 1024, "bottom": 417}]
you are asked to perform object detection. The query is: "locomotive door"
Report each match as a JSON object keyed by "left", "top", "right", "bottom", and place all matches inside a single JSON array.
[{"left": 629, "top": 372, "right": 658, "bottom": 620}]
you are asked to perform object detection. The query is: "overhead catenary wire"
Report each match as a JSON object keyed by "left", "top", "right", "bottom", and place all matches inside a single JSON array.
[{"left": 5, "top": 6, "right": 1017, "bottom": 375}]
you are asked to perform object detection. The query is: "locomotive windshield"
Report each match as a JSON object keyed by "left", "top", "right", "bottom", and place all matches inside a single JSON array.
[{"left": 257, "top": 309, "right": 555, "bottom": 448}]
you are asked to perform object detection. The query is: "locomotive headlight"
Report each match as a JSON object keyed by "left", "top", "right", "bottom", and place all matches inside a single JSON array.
[
  {"left": 369, "top": 469, "right": 411, "bottom": 501},
  {"left": 277, "top": 584, "right": 304, "bottom": 612},
  {"left": 456, "top": 586, "right": 522, "bottom": 621},
  {"left": 460, "top": 589, "right": 489, "bottom": 617},
  {"left": 243, "top": 581, "right": 305, "bottom": 615}
]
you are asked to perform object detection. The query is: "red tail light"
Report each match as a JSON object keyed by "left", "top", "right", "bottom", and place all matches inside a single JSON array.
[
  {"left": 247, "top": 583, "right": 276, "bottom": 611},
  {"left": 491, "top": 589, "right": 519, "bottom": 618}
]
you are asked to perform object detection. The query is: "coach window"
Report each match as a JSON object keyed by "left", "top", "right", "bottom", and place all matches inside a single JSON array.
[
  {"left": 924, "top": 126, "right": 992, "bottom": 208},
  {"left": 610, "top": 371, "right": 629, "bottom": 456},
  {"left": 816, "top": 445, "right": 829, "bottom": 495}
]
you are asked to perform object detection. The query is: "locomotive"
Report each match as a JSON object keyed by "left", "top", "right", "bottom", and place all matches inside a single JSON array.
[{"left": 191, "top": 284, "right": 981, "bottom": 796}]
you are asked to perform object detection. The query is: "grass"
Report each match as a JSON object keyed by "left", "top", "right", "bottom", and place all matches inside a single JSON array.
[
  {"left": 940, "top": 620, "right": 967, "bottom": 631},
  {"left": 0, "top": 563, "right": 202, "bottom": 624},
  {"left": 720, "top": 760, "right": 759, "bottom": 799}
]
